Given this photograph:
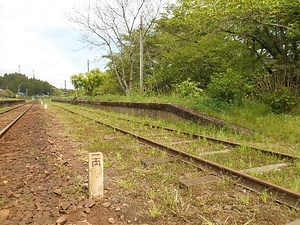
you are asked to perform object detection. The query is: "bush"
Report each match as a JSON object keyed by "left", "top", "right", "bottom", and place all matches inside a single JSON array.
[
  {"left": 207, "top": 69, "right": 252, "bottom": 103},
  {"left": 174, "top": 78, "right": 203, "bottom": 98},
  {"left": 0, "top": 89, "right": 14, "bottom": 98},
  {"left": 266, "top": 87, "right": 298, "bottom": 113}
]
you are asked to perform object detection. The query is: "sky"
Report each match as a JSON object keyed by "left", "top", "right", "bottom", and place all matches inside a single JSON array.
[{"left": 0, "top": 0, "right": 106, "bottom": 89}]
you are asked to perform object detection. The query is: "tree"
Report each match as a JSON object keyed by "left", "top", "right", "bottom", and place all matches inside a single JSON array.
[
  {"left": 0, "top": 73, "right": 54, "bottom": 96},
  {"left": 69, "top": 0, "right": 167, "bottom": 94},
  {"left": 148, "top": 0, "right": 299, "bottom": 110},
  {"left": 216, "top": 0, "right": 299, "bottom": 99},
  {"left": 178, "top": 0, "right": 299, "bottom": 102},
  {"left": 145, "top": 1, "right": 254, "bottom": 93},
  {"left": 71, "top": 68, "right": 104, "bottom": 96}
]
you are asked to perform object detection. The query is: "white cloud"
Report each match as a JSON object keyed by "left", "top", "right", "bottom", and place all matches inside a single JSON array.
[{"left": 0, "top": 0, "right": 103, "bottom": 89}]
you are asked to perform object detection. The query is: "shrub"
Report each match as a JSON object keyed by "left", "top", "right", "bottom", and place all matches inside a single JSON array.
[
  {"left": 174, "top": 78, "right": 203, "bottom": 98},
  {"left": 266, "top": 87, "right": 298, "bottom": 113},
  {"left": 0, "top": 89, "right": 14, "bottom": 98},
  {"left": 207, "top": 69, "right": 252, "bottom": 103}
]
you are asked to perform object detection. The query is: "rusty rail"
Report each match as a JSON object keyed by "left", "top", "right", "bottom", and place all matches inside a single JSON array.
[
  {"left": 76, "top": 107, "right": 300, "bottom": 161},
  {"left": 0, "top": 103, "right": 28, "bottom": 115},
  {"left": 145, "top": 124, "right": 300, "bottom": 161},
  {"left": 0, "top": 103, "right": 35, "bottom": 139},
  {"left": 55, "top": 105, "right": 300, "bottom": 210}
]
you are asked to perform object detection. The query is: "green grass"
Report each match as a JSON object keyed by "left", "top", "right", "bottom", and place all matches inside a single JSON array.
[
  {"left": 148, "top": 204, "right": 162, "bottom": 218},
  {"left": 203, "top": 146, "right": 289, "bottom": 170},
  {"left": 45, "top": 99, "right": 299, "bottom": 224},
  {"left": 251, "top": 162, "right": 300, "bottom": 192},
  {"left": 79, "top": 94, "right": 300, "bottom": 155}
]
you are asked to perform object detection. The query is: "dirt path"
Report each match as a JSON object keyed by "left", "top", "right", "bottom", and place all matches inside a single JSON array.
[{"left": 0, "top": 104, "right": 112, "bottom": 225}]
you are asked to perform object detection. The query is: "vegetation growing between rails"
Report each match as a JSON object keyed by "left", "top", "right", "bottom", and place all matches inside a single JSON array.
[
  {"left": 61, "top": 93, "right": 300, "bottom": 156},
  {"left": 50, "top": 101, "right": 300, "bottom": 192},
  {"left": 250, "top": 160, "right": 300, "bottom": 192},
  {"left": 46, "top": 101, "right": 299, "bottom": 224}
]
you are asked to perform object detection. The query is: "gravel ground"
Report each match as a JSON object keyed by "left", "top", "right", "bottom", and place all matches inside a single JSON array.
[
  {"left": 0, "top": 104, "right": 110, "bottom": 225},
  {"left": 0, "top": 103, "right": 299, "bottom": 225}
]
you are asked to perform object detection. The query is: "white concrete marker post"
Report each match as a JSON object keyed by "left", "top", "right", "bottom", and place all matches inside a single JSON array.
[{"left": 88, "top": 152, "right": 104, "bottom": 199}]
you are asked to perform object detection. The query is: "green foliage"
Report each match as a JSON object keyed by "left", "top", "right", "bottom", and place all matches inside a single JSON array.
[
  {"left": 214, "top": 0, "right": 300, "bottom": 105},
  {"left": 0, "top": 89, "right": 14, "bottom": 98},
  {"left": 0, "top": 73, "right": 54, "bottom": 96},
  {"left": 143, "top": 0, "right": 299, "bottom": 111},
  {"left": 266, "top": 87, "right": 297, "bottom": 113},
  {"left": 71, "top": 68, "right": 105, "bottom": 96},
  {"left": 93, "top": 71, "right": 123, "bottom": 95},
  {"left": 70, "top": 0, "right": 300, "bottom": 113},
  {"left": 174, "top": 78, "right": 203, "bottom": 98},
  {"left": 197, "top": 98, "right": 231, "bottom": 113},
  {"left": 207, "top": 69, "right": 252, "bottom": 102}
]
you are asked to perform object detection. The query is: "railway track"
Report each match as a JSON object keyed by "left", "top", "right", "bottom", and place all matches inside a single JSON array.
[
  {"left": 52, "top": 103, "right": 300, "bottom": 211},
  {"left": 0, "top": 102, "right": 35, "bottom": 139},
  {"left": 79, "top": 106, "right": 299, "bottom": 161}
]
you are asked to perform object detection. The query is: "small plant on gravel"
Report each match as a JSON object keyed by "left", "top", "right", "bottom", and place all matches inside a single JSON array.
[
  {"left": 55, "top": 165, "right": 71, "bottom": 175},
  {"left": 118, "top": 161, "right": 129, "bottom": 170},
  {"left": 165, "top": 188, "right": 179, "bottom": 211},
  {"left": 64, "top": 185, "right": 85, "bottom": 200},
  {"left": 116, "top": 152, "right": 122, "bottom": 160},
  {"left": 241, "top": 192, "right": 250, "bottom": 206},
  {"left": 0, "top": 198, "right": 7, "bottom": 206},
  {"left": 198, "top": 214, "right": 214, "bottom": 225},
  {"left": 146, "top": 189, "right": 158, "bottom": 199},
  {"left": 115, "top": 178, "right": 135, "bottom": 190},
  {"left": 216, "top": 176, "right": 237, "bottom": 189},
  {"left": 148, "top": 204, "right": 162, "bottom": 218},
  {"left": 260, "top": 189, "right": 268, "bottom": 203},
  {"left": 104, "top": 160, "right": 112, "bottom": 168},
  {"left": 163, "top": 188, "right": 191, "bottom": 217},
  {"left": 74, "top": 149, "right": 85, "bottom": 156}
]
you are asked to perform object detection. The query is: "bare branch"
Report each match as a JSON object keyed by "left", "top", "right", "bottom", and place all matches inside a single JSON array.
[{"left": 68, "top": 0, "right": 167, "bottom": 94}]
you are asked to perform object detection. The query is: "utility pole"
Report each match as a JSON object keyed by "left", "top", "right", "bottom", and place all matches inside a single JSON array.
[
  {"left": 33, "top": 70, "right": 35, "bottom": 79},
  {"left": 87, "top": 60, "right": 90, "bottom": 73},
  {"left": 18, "top": 65, "right": 20, "bottom": 73},
  {"left": 139, "top": 15, "right": 144, "bottom": 95}
]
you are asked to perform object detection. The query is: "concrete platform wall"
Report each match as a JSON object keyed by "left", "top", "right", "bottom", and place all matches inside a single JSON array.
[
  {"left": 0, "top": 99, "right": 26, "bottom": 107},
  {"left": 53, "top": 99, "right": 252, "bottom": 134}
]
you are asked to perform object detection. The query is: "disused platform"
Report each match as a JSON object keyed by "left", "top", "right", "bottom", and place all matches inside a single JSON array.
[{"left": 52, "top": 99, "right": 253, "bottom": 134}]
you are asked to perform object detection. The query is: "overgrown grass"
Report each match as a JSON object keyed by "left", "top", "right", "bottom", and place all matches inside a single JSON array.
[
  {"left": 45, "top": 99, "right": 299, "bottom": 224},
  {"left": 72, "top": 94, "right": 299, "bottom": 154},
  {"left": 203, "top": 146, "right": 289, "bottom": 170}
]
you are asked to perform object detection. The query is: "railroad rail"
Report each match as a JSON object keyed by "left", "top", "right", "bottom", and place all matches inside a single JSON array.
[
  {"left": 0, "top": 102, "right": 36, "bottom": 139},
  {"left": 79, "top": 106, "right": 300, "bottom": 162},
  {"left": 0, "top": 103, "right": 27, "bottom": 115},
  {"left": 54, "top": 104, "right": 300, "bottom": 210}
]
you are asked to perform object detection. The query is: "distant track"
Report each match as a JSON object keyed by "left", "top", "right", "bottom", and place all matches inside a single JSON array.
[{"left": 0, "top": 102, "right": 36, "bottom": 139}]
